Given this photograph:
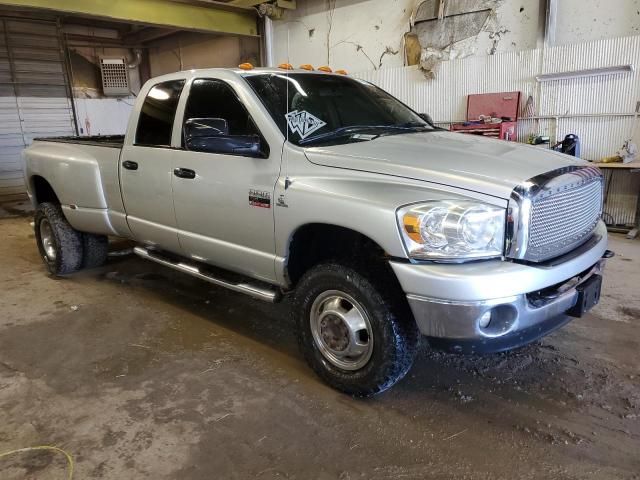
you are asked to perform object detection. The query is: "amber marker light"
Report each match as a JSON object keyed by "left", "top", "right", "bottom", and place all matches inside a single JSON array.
[
  {"left": 402, "top": 213, "right": 422, "bottom": 243},
  {"left": 318, "top": 66, "right": 332, "bottom": 72},
  {"left": 238, "top": 63, "right": 254, "bottom": 70},
  {"left": 278, "top": 63, "right": 294, "bottom": 70},
  {"left": 299, "top": 64, "right": 314, "bottom": 70}
]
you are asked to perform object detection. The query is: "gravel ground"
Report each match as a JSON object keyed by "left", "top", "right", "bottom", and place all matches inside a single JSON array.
[{"left": 0, "top": 207, "right": 638, "bottom": 479}]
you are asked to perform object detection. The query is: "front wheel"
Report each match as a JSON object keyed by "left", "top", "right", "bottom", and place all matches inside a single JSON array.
[{"left": 293, "top": 263, "right": 419, "bottom": 397}]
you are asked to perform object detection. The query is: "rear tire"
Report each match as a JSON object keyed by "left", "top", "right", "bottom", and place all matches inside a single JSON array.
[
  {"left": 34, "top": 202, "right": 83, "bottom": 275},
  {"left": 293, "top": 262, "right": 419, "bottom": 397},
  {"left": 82, "top": 233, "right": 109, "bottom": 269}
]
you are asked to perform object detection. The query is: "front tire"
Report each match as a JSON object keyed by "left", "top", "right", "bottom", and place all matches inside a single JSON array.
[
  {"left": 34, "top": 202, "right": 83, "bottom": 275},
  {"left": 294, "top": 262, "right": 419, "bottom": 397}
]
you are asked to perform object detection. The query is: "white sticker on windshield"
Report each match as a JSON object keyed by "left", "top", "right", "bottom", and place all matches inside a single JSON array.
[{"left": 285, "top": 110, "right": 327, "bottom": 139}]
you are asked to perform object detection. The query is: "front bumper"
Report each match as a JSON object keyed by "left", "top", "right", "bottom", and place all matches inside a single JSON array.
[{"left": 390, "top": 221, "right": 609, "bottom": 353}]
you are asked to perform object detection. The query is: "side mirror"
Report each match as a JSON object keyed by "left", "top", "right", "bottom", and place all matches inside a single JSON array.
[
  {"left": 184, "top": 117, "right": 265, "bottom": 157},
  {"left": 185, "top": 117, "right": 229, "bottom": 136}
]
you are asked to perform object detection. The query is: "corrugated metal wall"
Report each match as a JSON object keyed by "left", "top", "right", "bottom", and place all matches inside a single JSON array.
[
  {"left": 602, "top": 168, "right": 640, "bottom": 226},
  {"left": 354, "top": 35, "right": 640, "bottom": 162},
  {"left": 0, "top": 18, "right": 75, "bottom": 200}
]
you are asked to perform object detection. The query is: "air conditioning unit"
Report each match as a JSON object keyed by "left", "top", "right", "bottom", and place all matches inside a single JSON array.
[{"left": 100, "top": 58, "right": 130, "bottom": 96}]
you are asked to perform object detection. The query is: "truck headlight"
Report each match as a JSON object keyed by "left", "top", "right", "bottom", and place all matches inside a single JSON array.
[{"left": 397, "top": 201, "right": 506, "bottom": 261}]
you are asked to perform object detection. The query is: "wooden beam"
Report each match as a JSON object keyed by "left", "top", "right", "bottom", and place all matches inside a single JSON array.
[{"left": 0, "top": 0, "right": 258, "bottom": 36}]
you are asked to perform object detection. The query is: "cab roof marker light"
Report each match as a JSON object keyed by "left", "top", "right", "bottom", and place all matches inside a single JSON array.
[
  {"left": 299, "top": 64, "right": 314, "bottom": 71},
  {"left": 335, "top": 69, "right": 348, "bottom": 75},
  {"left": 318, "top": 66, "right": 332, "bottom": 73},
  {"left": 278, "top": 63, "right": 294, "bottom": 70},
  {"left": 238, "top": 63, "right": 254, "bottom": 70}
]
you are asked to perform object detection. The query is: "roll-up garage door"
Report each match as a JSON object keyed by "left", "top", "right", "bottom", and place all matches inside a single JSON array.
[{"left": 0, "top": 18, "right": 76, "bottom": 200}]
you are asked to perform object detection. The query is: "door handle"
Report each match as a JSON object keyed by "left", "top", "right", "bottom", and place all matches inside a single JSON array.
[
  {"left": 173, "top": 167, "right": 196, "bottom": 179},
  {"left": 122, "top": 160, "right": 138, "bottom": 170}
]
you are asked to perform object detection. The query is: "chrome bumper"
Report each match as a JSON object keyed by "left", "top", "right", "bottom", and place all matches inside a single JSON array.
[
  {"left": 390, "top": 222, "right": 608, "bottom": 350},
  {"left": 406, "top": 260, "right": 603, "bottom": 338}
]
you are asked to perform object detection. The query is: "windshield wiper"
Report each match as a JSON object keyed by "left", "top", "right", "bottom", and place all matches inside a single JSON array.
[{"left": 299, "top": 124, "right": 429, "bottom": 146}]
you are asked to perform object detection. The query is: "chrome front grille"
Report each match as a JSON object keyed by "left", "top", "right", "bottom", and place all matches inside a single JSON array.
[
  {"left": 528, "top": 179, "right": 602, "bottom": 260},
  {"left": 507, "top": 166, "right": 603, "bottom": 263}
]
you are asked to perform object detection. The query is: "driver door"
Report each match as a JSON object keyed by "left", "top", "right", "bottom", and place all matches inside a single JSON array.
[{"left": 171, "top": 77, "right": 279, "bottom": 283}]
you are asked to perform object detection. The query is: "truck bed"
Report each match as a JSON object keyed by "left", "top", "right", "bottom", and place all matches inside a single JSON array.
[
  {"left": 25, "top": 134, "right": 128, "bottom": 237},
  {"left": 34, "top": 135, "right": 125, "bottom": 149}
]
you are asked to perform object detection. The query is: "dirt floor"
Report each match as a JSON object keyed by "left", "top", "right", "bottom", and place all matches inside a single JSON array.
[{"left": 0, "top": 202, "right": 639, "bottom": 479}]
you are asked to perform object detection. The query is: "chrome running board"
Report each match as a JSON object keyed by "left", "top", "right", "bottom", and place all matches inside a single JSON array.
[{"left": 133, "top": 246, "right": 280, "bottom": 303}]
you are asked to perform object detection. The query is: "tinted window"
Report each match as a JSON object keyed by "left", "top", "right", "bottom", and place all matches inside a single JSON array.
[
  {"left": 183, "top": 78, "right": 260, "bottom": 144},
  {"left": 135, "top": 80, "right": 185, "bottom": 147},
  {"left": 244, "top": 73, "right": 429, "bottom": 145}
]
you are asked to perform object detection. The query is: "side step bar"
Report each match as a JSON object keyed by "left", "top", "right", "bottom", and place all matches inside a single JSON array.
[{"left": 133, "top": 246, "right": 280, "bottom": 303}]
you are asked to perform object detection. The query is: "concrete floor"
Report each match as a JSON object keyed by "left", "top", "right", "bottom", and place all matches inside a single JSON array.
[{"left": 0, "top": 204, "right": 639, "bottom": 479}]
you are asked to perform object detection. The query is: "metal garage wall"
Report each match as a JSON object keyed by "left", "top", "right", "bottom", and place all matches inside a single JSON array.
[
  {"left": 0, "top": 18, "right": 75, "bottom": 199},
  {"left": 354, "top": 35, "right": 640, "bottom": 162},
  {"left": 602, "top": 169, "right": 640, "bottom": 226}
]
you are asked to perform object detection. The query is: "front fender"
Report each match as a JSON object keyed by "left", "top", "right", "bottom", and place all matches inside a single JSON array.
[{"left": 275, "top": 169, "right": 508, "bottom": 263}]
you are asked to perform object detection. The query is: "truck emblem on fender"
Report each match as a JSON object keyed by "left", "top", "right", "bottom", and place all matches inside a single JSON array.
[
  {"left": 249, "top": 189, "right": 271, "bottom": 208},
  {"left": 285, "top": 110, "right": 326, "bottom": 139}
]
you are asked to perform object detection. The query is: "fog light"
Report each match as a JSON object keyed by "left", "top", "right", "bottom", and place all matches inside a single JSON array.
[{"left": 479, "top": 310, "right": 492, "bottom": 328}]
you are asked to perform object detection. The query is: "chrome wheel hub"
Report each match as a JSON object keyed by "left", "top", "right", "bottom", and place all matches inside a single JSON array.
[
  {"left": 310, "top": 290, "right": 373, "bottom": 371},
  {"left": 39, "top": 219, "right": 56, "bottom": 262}
]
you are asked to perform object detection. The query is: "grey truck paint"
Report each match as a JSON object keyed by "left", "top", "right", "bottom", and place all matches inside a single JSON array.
[{"left": 23, "top": 67, "right": 607, "bottom": 344}]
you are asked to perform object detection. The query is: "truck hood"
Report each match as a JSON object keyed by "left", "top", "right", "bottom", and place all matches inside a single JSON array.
[{"left": 303, "top": 131, "right": 587, "bottom": 199}]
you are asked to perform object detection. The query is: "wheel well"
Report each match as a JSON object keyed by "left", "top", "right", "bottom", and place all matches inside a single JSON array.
[
  {"left": 286, "top": 224, "right": 389, "bottom": 286},
  {"left": 31, "top": 176, "right": 60, "bottom": 205}
]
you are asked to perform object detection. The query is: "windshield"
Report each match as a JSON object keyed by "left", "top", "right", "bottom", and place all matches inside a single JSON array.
[{"left": 243, "top": 73, "right": 431, "bottom": 146}]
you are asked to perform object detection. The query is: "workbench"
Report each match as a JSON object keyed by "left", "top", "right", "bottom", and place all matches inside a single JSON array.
[{"left": 593, "top": 160, "right": 640, "bottom": 239}]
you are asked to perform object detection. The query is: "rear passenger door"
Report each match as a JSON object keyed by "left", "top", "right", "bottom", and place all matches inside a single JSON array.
[
  {"left": 120, "top": 79, "right": 184, "bottom": 253},
  {"left": 171, "top": 77, "right": 279, "bottom": 283}
]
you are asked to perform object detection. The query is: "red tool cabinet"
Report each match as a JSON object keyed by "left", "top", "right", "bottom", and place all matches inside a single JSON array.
[{"left": 450, "top": 91, "right": 521, "bottom": 141}]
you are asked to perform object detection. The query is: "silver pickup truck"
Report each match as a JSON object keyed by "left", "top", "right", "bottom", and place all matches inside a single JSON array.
[{"left": 23, "top": 67, "right": 610, "bottom": 396}]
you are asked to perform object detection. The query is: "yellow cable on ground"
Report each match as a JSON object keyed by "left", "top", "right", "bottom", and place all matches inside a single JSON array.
[{"left": 0, "top": 445, "right": 74, "bottom": 479}]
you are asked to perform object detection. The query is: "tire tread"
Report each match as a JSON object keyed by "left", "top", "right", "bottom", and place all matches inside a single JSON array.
[
  {"left": 34, "top": 202, "right": 83, "bottom": 275},
  {"left": 82, "top": 233, "right": 109, "bottom": 269}
]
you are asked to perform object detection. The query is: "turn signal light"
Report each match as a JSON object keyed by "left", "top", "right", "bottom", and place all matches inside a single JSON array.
[
  {"left": 299, "top": 64, "right": 314, "bottom": 70},
  {"left": 278, "top": 63, "right": 294, "bottom": 70},
  {"left": 318, "top": 65, "right": 332, "bottom": 72},
  {"left": 335, "top": 69, "right": 348, "bottom": 75},
  {"left": 402, "top": 213, "right": 422, "bottom": 243},
  {"left": 238, "top": 63, "right": 254, "bottom": 70}
]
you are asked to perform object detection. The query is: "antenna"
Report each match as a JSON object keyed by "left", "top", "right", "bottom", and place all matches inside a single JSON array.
[
  {"left": 285, "top": 26, "right": 290, "bottom": 142},
  {"left": 282, "top": 24, "right": 290, "bottom": 187}
]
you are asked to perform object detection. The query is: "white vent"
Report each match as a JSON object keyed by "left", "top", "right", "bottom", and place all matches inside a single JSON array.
[{"left": 100, "top": 58, "right": 130, "bottom": 96}]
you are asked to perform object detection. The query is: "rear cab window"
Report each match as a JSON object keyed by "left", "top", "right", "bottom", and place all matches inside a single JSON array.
[{"left": 135, "top": 79, "right": 185, "bottom": 147}]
